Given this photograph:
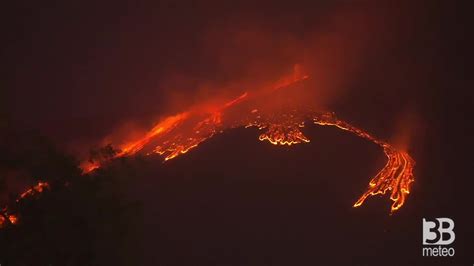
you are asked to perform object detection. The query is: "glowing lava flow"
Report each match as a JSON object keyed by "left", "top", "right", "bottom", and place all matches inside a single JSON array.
[
  {"left": 246, "top": 113, "right": 310, "bottom": 146},
  {"left": 241, "top": 110, "right": 414, "bottom": 212},
  {"left": 16, "top": 181, "right": 50, "bottom": 202},
  {"left": 1, "top": 68, "right": 416, "bottom": 228},
  {"left": 0, "top": 181, "right": 50, "bottom": 228},
  {"left": 312, "top": 112, "right": 415, "bottom": 212}
]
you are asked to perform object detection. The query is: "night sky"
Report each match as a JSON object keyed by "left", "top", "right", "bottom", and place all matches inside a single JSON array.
[{"left": 2, "top": 1, "right": 472, "bottom": 265}]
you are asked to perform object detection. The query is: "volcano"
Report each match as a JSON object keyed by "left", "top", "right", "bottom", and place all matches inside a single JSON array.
[{"left": 0, "top": 68, "right": 415, "bottom": 229}]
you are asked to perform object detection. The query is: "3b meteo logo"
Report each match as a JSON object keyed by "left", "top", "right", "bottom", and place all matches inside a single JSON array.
[{"left": 422, "top": 218, "right": 455, "bottom": 257}]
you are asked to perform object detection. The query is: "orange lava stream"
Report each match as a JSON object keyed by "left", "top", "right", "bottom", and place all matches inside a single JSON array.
[
  {"left": 258, "top": 124, "right": 310, "bottom": 146},
  {"left": 0, "top": 181, "right": 50, "bottom": 228},
  {"left": 246, "top": 115, "right": 310, "bottom": 146},
  {"left": 17, "top": 181, "right": 50, "bottom": 202},
  {"left": 242, "top": 111, "right": 414, "bottom": 212},
  {"left": 312, "top": 112, "right": 415, "bottom": 212}
]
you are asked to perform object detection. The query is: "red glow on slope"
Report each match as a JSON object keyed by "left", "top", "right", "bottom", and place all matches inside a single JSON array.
[{"left": 2, "top": 66, "right": 416, "bottom": 228}]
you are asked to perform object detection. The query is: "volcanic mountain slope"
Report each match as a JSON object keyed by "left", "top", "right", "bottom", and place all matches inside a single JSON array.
[
  {"left": 77, "top": 71, "right": 415, "bottom": 213},
  {"left": 1, "top": 122, "right": 471, "bottom": 265},
  {"left": 0, "top": 69, "right": 415, "bottom": 232},
  {"left": 111, "top": 125, "right": 415, "bottom": 265}
]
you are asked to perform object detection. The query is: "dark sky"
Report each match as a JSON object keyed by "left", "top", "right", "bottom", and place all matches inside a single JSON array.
[
  {"left": 5, "top": 1, "right": 457, "bottom": 151},
  {"left": 2, "top": 1, "right": 472, "bottom": 265}
]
